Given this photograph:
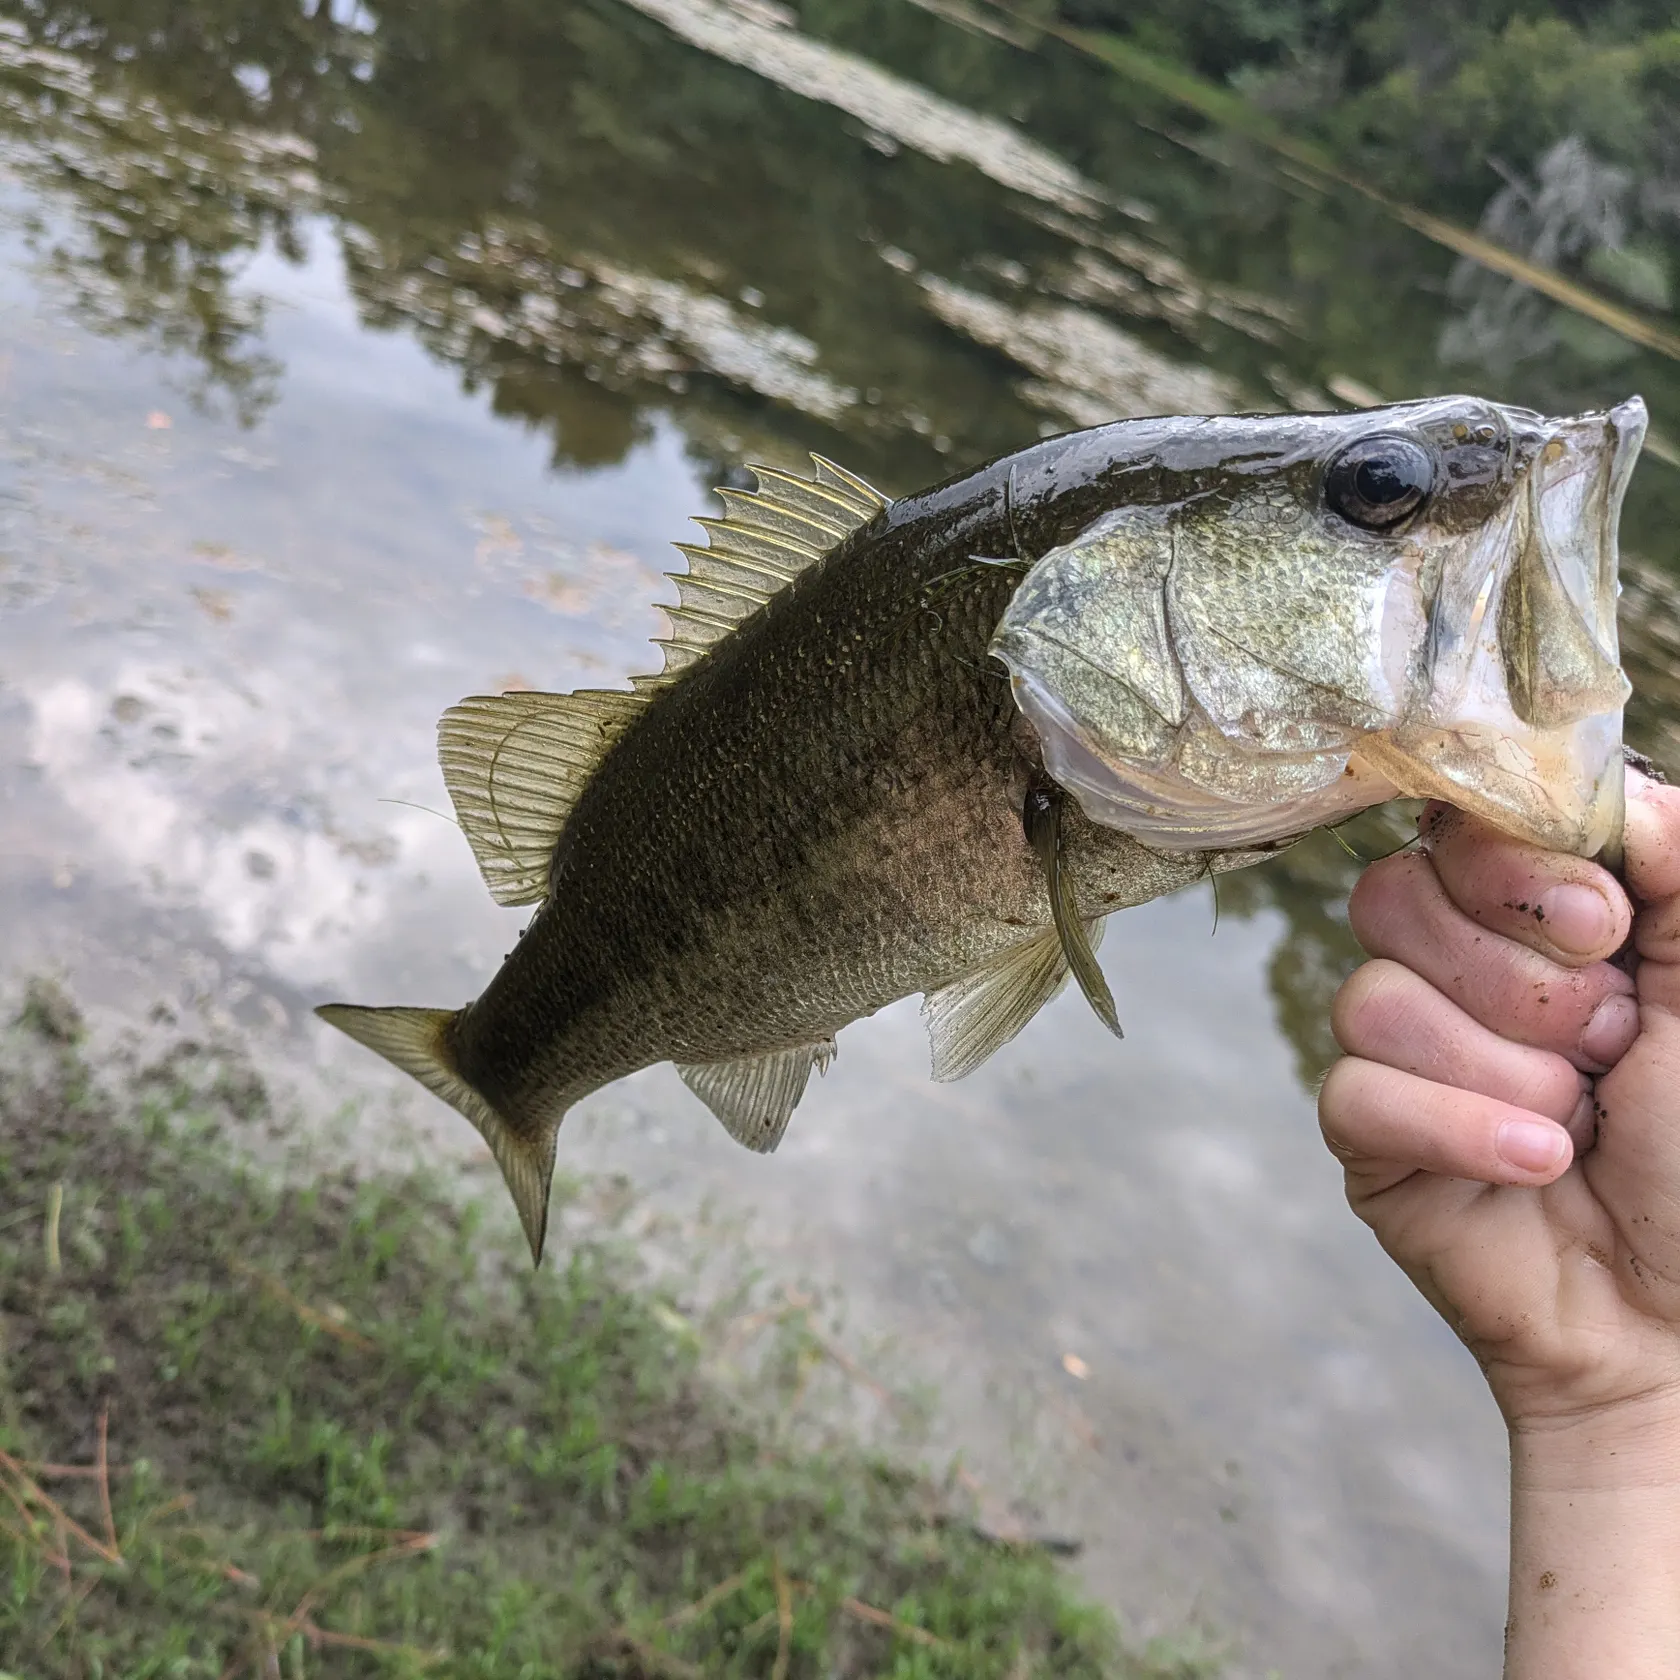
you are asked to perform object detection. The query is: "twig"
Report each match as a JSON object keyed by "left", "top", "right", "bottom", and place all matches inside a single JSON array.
[
  {"left": 841, "top": 1596, "right": 946, "bottom": 1648},
  {"left": 13, "top": 1461, "right": 132, "bottom": 1481},
  {"left": 230, "top": 1259, "right": 376, "bottom": 1351},
  {"left": 594, "top": 1631, "right": 702, "bottom": 1679},
  {"left": 44, "top": 1181, "right": 63, "bottom": 1274},
  {"left": 95, "top": 1408, "right": 116, "bottom": 1555},
  {"left": 0, "top": 1510, "right": 68, "bottom": 1570},
  {"left": 807, "top": 1329, "right": 896, "bottom": 1408},
  {"left": 661, "top": 1569, "right": 748, "bottom": 1627},
  {"left": 272, "top": 1532, "right": 439, "bottom": 1642},
  {"left": 0, "top": 1451, "right": 123, "bottom": 1565},
  {"left": 771, "top": 1554, "right": 793, "bottom": 1680},
  {"left": 42, "top": 1570, "right": 100, "bottom": 1645},
  {"left": 745, "top": 1287, "right": 898, "bottom": 1410},
  {"left": 255, "top": 1609, "right": 446, "bottom": 1661}
]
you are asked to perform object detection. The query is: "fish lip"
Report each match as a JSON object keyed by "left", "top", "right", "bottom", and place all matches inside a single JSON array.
[
  {"left": 1528, "top": 396, "right": 1643, "bottom": 858},
  {"left": 1527, "top": 395, "right": 1645, "bottom": 665},
  {"left": 1374, "top": 397, "right": 1644, "bottom": 859}
]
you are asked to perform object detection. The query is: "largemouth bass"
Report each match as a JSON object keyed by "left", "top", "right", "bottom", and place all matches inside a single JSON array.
[{"left": 320, "top": 395, "right": 1644, "bottom": 1261}]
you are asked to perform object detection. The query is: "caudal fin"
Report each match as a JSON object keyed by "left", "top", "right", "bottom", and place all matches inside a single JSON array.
[{"left": 315, "top": 1003, "right": 558, "bottom": 1266}]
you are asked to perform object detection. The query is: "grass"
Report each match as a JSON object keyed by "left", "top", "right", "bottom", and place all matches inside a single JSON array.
[{"left": 0, "top": 983, "right": 1211, "bottom": 1679}]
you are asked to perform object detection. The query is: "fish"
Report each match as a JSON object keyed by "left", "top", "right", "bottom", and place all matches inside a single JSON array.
[{"left": 319, "top": 394, "right": 1644, "bottom": 1262}]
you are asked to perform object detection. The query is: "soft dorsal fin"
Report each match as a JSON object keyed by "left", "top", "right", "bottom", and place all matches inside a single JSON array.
[
  {"left": 439, "top": 456, "right": 886, "bottom": 906},
  {"left": 676, "top": 1039, "right": 836, "bottom": 1152},
  {"left": 632, "top": 454, "right": 887, "bottom": 692},
  {"left": 922, "top": 918, "right": 1108, "bottom": 1082},
  {"left": 438, "top": 688, "right": 648, "bottom": 906}
]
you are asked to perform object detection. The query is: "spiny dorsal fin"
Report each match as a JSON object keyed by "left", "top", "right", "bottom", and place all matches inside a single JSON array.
[
  {"left": 438, "top": 688, "right": 648, "bottom": 907},
  {"left": 631, "top": 454, "right": 887, "bottom": 694},
  {"left": 922, "top": 918, "right": 1108, "bottom": 1082},
  {"left": 440, "top": 457, "right": 886, "bottom": 903},
  {"left": 676, "top": 1038, "right": 836, "bottom": 1152}
]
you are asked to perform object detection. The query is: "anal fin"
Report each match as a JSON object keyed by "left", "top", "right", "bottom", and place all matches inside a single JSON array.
[{"left": 676, "top": 1041, "right": 835, "bottom": 1153}]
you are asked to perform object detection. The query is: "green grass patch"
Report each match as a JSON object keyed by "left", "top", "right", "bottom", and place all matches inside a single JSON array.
[{"left": 0, "top": 987, "right": 1207, "bottom": 1678}]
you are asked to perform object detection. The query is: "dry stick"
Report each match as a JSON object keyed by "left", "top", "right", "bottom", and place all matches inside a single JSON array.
[
  {"left": 44, "top": 1182, "right": 63, "bottom": 1275},
  {"left": 841, "top": 1596, "right": 947, "bottom": 1648},
  {"left": 0, "top": 1451, "right": 123, "bottom": 1565},
  {"left": 95, "top": 1408, "right": 117, "bottom": 1556},
  {"left": 0, "top": 1510, "right": 66, "bottom": 1568},
  {"left": 763, "top": 1287, "right": 898, "bottom": 1410},
  {"left": 661, "top": 1569, "right": 749, "bottom": 1627},
  {"left": 229, "top": 1259, "right": 376, "bottom": 1351},
  {"left": 771, "top": 1554, "right": 794, "bottom": 1680},
  {"left": 599, "top": 1631, "right": 703, "bottom": 1680},
  {"left": 255, "top": 1609, "right": 445, "bottom": 1661},
  {"left": 42, "top": 1571, "right": 100, "bottom": 1647},
  {"left": 272, "top": 1532, "right": 440, "bottom": 1643},
  {"left": 15, "top": 1461, "right": 132, "bottom": 1481}
]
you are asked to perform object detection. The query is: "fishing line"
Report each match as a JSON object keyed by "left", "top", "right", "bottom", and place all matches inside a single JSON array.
[{"left": 378, "top": 796, "right": 461, "bottom": 829}]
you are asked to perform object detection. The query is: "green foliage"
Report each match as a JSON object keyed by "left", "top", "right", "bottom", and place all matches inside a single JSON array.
[
  {"left": 0, "top": 1014, "right": 1199, "bottom": 1678},
  {"left": 1057, "top": 0, "right": 1680, "bottom": 233}
]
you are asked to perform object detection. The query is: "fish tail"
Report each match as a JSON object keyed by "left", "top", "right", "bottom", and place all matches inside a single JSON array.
[{"left": 315, "top": 1003, "right": 558, "bottom": 1267}]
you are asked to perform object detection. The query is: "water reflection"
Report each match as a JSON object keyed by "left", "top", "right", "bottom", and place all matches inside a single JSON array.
[{"left": 3, "top": 3, "right": 1680, "bottom": 1675}]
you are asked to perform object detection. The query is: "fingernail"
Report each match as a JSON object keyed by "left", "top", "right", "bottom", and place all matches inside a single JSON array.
[
  {"left": 1537, "top": 883, "right": 1615, "bottom": 955},
  {"left": 1497, "top": 1118, "right": 1570, "bottom": 1174},
  {"left": 1581, "top": 994, "right": 1640, "bottom": 1066}
]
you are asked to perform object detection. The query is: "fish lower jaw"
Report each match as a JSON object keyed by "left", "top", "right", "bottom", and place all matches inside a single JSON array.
[
  {"left": 1354, "top": 718, "right": 1625, "bottom": 859},
  {"left": 1040, "top": 730, "right": 1400, "bottom": 851}
]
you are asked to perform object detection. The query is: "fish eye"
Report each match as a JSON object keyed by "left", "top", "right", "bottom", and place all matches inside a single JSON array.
[{"left": 1323, "top": 436, "right": 1434, "bottom": 531}]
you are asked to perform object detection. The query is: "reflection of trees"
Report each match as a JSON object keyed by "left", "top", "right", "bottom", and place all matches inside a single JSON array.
[
  {"left": 7, "top": 0, "right": 1680, "bottom": 504},
  {"left": 1621, "top": 553, "right": 1680, "bottom": 781},
  {"left": 5, "top": 0, "right": 1680, "bottom": 1085},
  {"left": 0, "top": 23, "right": 317, "bottom": 421}
]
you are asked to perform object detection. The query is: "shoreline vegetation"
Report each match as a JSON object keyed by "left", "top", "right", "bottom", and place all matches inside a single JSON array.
[
  {"left": 0, "top": 981, "right": 1211, "bottom": 1678},
  {"left": 1041, "top": 0, "right": 1680, "bottom": 238}
]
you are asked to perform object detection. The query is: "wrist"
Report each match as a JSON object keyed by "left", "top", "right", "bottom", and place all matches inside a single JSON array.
[
  {"left": 1510, "top": 1383, "right": 1680, "bottom": 1494},
  {"left": 1504, "top": 1390, "right": 1680, "bottom": 1678}
]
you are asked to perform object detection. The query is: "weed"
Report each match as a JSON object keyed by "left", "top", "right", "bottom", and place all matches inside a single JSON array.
[{"left": 0, "top": 1005, "right": 1214, "bottom": 1678}]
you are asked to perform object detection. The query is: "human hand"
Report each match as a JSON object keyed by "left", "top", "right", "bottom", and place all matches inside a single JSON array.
[{"left": 1320, "top": 769, "right": 1680, "bottom": 1434}]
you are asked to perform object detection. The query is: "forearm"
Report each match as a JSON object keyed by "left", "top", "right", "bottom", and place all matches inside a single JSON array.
[{"left": 1505, "top": 1396, "right": 1680, "bottom": 1679}]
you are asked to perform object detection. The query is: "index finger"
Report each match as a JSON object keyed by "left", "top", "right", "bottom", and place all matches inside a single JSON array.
[{"left": 1420, "top": 801, "right": 1631, "bottom": 968}]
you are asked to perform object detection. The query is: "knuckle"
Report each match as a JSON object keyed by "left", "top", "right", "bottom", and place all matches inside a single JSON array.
[
  {"left": 1331, "top": 959, "right": 1417, "bottom": 1055},
  {"left": 1348, "top": 853, "right": 1436, "bottom": 950},
  {"left": 1637, "top": 898, "right": 1680, "bottom": 966},
  {"left": 1316, "top": 1055, "right": 1366, "bottom": 1131}
]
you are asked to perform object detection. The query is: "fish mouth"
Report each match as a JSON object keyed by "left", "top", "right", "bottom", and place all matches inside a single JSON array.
[{"left": 1359, "top": 396, "right": 1644, "bottom": 859}]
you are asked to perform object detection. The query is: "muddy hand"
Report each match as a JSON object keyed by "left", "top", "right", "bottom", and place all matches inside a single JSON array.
[{"left": 1320, "top": 770, "right": 1680, "bottom": 1429}]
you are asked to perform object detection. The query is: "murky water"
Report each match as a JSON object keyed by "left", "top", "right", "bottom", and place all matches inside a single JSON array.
[{"left": 3, "top": 4, "right": 1678, "bottom": 1675}]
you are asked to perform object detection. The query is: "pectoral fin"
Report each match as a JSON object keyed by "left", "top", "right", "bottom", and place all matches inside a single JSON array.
[
  {"left": 923, "top": 926, "right": 1072, "bottom": 1082},
  {"left": 1022, "top": 787, "right": 1122, "bottom": 1039},
  {"left": 676, "top": 1040, "right": 836, "bottom": 1153}
]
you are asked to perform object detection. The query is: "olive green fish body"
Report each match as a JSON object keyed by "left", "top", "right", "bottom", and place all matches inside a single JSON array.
[
  {"left": 320, "top": 399, "right": 1645, "bottom": 1262},
  {"left": 453, "top": 454, "right": 1220, "bottom": 1134}
]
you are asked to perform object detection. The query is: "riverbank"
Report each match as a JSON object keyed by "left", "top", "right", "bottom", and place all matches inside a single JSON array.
[{"left": 0, "top": 983, "right": 1208, "bottom": 1677}]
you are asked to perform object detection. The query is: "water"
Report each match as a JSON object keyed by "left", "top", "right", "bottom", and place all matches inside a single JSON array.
[{"left": 3, "top": 4, "right": 1678, "bottom": 1674}]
